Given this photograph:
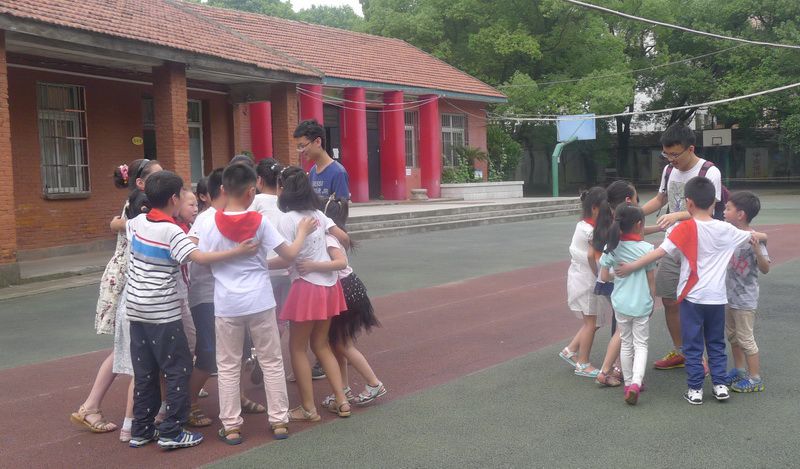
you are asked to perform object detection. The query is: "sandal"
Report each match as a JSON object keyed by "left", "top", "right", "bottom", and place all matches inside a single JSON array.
[
  {"left": 595, "top": 371, "right": 622, "bottom": 387},
  {"left": 559, "top": 347, "right": 578, "bottom": 367},
  {"left": 198, "top": 388, "right": 209, "bottom": 398},
  {"left": 334, "top": 402, "right": 351, "bottom": 418},
  {"left": 188, "top": 404, "right": 213, "bottom": 427},
  {"left": 119, "top": 428, "right": 132, "bottom": 443},
  {"left": 271, "top": 422, "right": 289, "bottom": 440},
  {"left": 288, "top": 405, "right": 321, "bottom": 422},
  {"left": 218, "top": 427, "right": 243, "bottom": 445},
  {"left": 574, "top": 362, "right": 600, "bottom": 378},
  {"left": 241, "top": 396, "right": 267, "bottom": 414},
  {"left": 70, "top": 405, "right": 118, "bottom": 433},
  {"left": 354, "top": 383, "right": 387, "bottom": 406}
]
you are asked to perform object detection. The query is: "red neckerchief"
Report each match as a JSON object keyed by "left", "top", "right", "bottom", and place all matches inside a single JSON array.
[
  {"left": 215, "top": 211, "right": 262, "bottom": 243},
  {"left": 176, "top": 220, "right": 190, "bottom": 234},
  {"left": 621, "top": 233, "right": 644, "bottom": 242},
  {"left": 146, "top": 208, "right": 176, "bottom": 224},
  {"left": 667, "top": 218, "right": 699, "bottom": 302},
  {"left": 583, "top": 218, "right": 596, "bottom": 228}
]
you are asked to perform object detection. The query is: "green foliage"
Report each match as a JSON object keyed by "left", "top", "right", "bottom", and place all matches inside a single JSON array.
[
  {"left": 441, "top": 146, "right": 486, "bottom": 183},
  {"left": 780, "top": 115, "right": 800, "bottom": 154},
  {"left": 295, "top": 5, "right": 365, "bottom": 31},
  {"left": 205, "top": 0, "right": 294, "bottom": 18},
  {"left": 487, "top": 124, "right": 522, "bottom": 181}
]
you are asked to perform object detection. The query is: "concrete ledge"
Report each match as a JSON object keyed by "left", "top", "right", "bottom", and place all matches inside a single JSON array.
[
  {"left": 0, "top": 263, "right": 21, "bottom": 288},
  {"left": 16, "top": 239, "right": 117, "bottom": 262},
  {"left": 440, "top": 181, "right": 524, "bottom": 200}
]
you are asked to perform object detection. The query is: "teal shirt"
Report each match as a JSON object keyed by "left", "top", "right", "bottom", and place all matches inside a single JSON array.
[{"left": 599, "top": 240, "right": 656, "bottom": 317}]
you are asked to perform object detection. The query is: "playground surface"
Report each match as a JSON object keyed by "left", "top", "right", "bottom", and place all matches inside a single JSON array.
[{"left": 1, "top": 192, "right": 798, "bottom": 468}]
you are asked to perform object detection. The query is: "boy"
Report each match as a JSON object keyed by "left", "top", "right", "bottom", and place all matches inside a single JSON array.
[
  {"left": 193, "top": 164, "right": 316, "bottom": 442},
  {"left": 617, "top": 177, "right": 765, "bottom": 405},
  {"left": 723, "top": 191, "right": 770, "bottom": 392},
  {"left": 640, "top": 123, "right": 723, "bottom": 370},
  {"left": 126, "top": 170, "right": 256, "bottom": 449},
  {"left": 294, "top": 119, "right": 350, "bottom": 201}
]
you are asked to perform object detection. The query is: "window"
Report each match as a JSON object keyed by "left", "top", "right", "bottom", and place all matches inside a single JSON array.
[
  {"left": 37, "top": 83, "right": 89, "bottom": 196},
  {"left": 187, "top": 100, "right": 204, "bottom": 183},
  {"left": 441, "top": 113, "right": 466, "bottom": 166},
  {"left": 404, "top": 111, "right": 418, "bottom": 168}
]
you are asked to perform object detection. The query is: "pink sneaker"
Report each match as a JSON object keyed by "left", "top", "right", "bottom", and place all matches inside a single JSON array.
[{"left": 625, "top": 384, "right": 640, "bottom": 405}]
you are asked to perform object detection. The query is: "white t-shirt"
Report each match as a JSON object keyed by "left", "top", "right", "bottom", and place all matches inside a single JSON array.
[
  {"left": 187, "top": 207, "right": 216, "bottom": 308},
  {"left": 195, "top": 211, "right": 286, "bottom": 317},
  {"left": 249, "top": 193, "right": 288, "bottom": 278},
  {"left": 278, "top": 210, "right": 337, "bottom": 286},
  {"left": 326, "top": 234, "right": 353, "bottom": 279},
  {"left": 658, "top": 158, "right": 722, "bottom": 235},
  {"left": 660, "top": 219, "right": 751, "bottom": 304}
]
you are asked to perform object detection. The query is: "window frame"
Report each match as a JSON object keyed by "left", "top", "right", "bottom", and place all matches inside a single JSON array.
[
  {"left": 441, "top": 113, "right": 467, "bottom": 167},
  {"left": 404, "top": 110, "right": 419, "bottom": 168}
]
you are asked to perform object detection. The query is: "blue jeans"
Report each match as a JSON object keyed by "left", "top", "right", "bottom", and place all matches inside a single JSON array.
[{"left": 680, "top": 300, "right": 727, "bottom": 389}]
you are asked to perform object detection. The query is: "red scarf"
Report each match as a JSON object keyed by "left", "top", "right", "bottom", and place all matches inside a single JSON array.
[
  {"left": 215, "top": 211, "right": 262, "bottom": 243},
  {"left": 582, "top": 218, "right": 596, "bottom": 227},
  {"left": 176, "top": 220, "right": 190, "bottom": 234},
  {"left": 667, "top": 218, "right": 699, "bottom": 302},
  {"left": 146, "top": 208, "right": 176, "bottom": 224},
  {"left": 620, "top": 233, "right": 644, "bottom": 242}
]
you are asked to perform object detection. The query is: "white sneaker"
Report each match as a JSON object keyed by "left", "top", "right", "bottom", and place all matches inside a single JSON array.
[
  {"left": 684, "top": 388, "right": 703, "bottom": 405},
  {"left": 712, "top": 384, "right": 730, "bottom": 401}
]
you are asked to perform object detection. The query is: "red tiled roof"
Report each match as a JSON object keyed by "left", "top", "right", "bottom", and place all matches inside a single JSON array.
[
  {"left": 180, "top": 2, "right": 505, "bottom": 99},
  {"left": 0, "top": 0, "right": 319, "bottom": 78}
]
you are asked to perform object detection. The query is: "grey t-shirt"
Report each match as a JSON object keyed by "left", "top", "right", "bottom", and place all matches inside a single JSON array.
[{"left": 726, "top": 240, "right": 769, "bottom": 310}]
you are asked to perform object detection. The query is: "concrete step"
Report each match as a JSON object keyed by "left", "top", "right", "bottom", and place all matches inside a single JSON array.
[
  {"left": 350, "top": 206, "right": 581, "bottom": 240},
  {"left": 348, "top": 203, "right": 580, "bottom": 231}
]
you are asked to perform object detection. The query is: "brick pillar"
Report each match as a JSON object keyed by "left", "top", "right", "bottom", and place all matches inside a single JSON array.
[
  {"left": 152, "top": 62, "right": 190, "bottom": 183},
  {"left": 380, "top": 91, "right": 407, "bottom": 200},
  {"left": 270, "top": 84, "right": 299, "bottom": 167},
  {"left": 341, "top": 87, "right": 369, "bottom": 202},
  {"left": 249, "top": 101, "right": 273, "bottom": 161},
  {"left": 419, "top": 95, "right": 441, "bottom": 198},
  {"left": 0, "top": 31, "right": 20, "bottom": 284}
]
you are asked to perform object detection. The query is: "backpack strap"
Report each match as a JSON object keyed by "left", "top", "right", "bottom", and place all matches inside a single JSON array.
[
  {"left": 661, "top": 165, "right": 674, "bottom": 193},
  {"left": 698, "top": 160, "right": 715, "bottom": 177}
]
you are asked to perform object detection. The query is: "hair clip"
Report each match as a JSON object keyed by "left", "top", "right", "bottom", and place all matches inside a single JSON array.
[
  {"left": 271, "top": 163, "right": 280, "bottom": 171},
  {"left": 119, "top": 164, "right": 129, "bottom": 185}
]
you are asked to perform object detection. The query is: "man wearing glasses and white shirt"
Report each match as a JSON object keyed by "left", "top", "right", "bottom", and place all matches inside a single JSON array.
[{"left": 640, "top": 123, "right": 722, "bottom": 371}]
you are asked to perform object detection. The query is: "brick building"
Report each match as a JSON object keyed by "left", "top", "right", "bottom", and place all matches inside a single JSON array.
[{"left": 0, "top": 0, "right": 505, "bottom": 285}]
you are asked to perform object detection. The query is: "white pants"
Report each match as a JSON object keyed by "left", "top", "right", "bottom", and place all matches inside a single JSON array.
[
  {"left": 616, "top": 312, "right": 650, "bottom": 387},
  {"left": 216, "top": 309, "right": 289, "bottom": 429}
]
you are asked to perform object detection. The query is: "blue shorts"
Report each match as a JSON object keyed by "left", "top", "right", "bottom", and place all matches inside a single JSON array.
[{"left": 190, "top": 303, "right": 216, "bottom": 373}]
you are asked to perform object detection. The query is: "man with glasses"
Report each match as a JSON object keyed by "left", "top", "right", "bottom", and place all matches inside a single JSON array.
[
  {"left": 293, "top": 119, "right": 351, "bottom": 201},
  {"left": 640, "top": 123, "right": 722, "bottom": 370}
]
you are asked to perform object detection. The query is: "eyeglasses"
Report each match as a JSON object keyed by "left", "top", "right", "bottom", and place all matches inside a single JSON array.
[
  {"left": 296, "top": 141, "right": 312, "bottom": 152},
  {"left": 661, "top": 148, "right": 688, "bottom": 161}
]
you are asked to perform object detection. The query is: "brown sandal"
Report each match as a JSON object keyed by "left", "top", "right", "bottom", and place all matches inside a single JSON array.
[
  {"left": 188, "top": 404, "right": 213, "bottom": 427},
  {"left": 288, "top": 405, "right": 321, "bottom": 422},
  {"left": 218, "top": 427, "right": 243, "bottom": 445},
  {"left": 70, "top": 405, "right": 118, "bottom": 433},
  {"left": 241, "top": 396, "right": 267, "bottom": 414},
  {"left": 271, "top": 422, "right": 289, "bottom": 440}
]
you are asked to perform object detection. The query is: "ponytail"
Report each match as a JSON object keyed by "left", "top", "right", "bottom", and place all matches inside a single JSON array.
[
  {"left": 592, "top": 199, "right": 614, "bottom": 252},
  {"left": 114, "top": 158, "right": 159, "bottom": 191},
  {"left": 605, "top": 220, "right": 622, "bottom": 253},
  {"left": 604, "top": 203, "right": 645, "bottom": 253}
]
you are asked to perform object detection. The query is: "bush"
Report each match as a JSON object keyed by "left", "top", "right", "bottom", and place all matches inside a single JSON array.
[
  {"left": 441, "top": 146, "right": 487, "bottom": 183},
  {"left": 487, "top": 125, "right": 522, "bottom": 181}
]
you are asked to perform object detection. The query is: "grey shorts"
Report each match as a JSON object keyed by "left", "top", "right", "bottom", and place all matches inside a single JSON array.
[{"left": 655, "top": 254, "right": 680, "bottom": 299}]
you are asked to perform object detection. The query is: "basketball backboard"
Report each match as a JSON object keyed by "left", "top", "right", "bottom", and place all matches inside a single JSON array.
[
  {"left": 703, "top": 129, "right": 732, "bottom": 147},
  {"left": 557, "top": 114, "right": 596, "bottom": 142}
]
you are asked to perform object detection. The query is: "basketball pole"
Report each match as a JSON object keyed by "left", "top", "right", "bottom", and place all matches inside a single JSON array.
[{"left": 551, "top": 136, "right": 577, "bottom": 197}]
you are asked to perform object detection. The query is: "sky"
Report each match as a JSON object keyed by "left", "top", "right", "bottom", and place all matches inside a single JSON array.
[{"left": 291, "top": 0, "right": 363, "bottom": 15}]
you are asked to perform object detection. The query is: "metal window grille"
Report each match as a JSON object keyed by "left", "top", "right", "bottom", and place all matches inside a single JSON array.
[
  {"left": 404, "top": 110, "right": 418, "bottom": 168},
  {"left": 37, "top": 83, "right": 90, "bottom": 195},
  {"left": 441, "top": 113, "right": 466, "bottom": 166}
]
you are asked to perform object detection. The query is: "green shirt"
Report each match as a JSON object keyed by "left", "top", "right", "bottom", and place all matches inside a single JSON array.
[{"left": 599, "top": 240, "right": 656, "bottom": 317}]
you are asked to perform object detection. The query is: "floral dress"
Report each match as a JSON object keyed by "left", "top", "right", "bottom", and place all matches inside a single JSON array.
[{"left": 94, "top": 204, "right": 129, "bottom": 335}]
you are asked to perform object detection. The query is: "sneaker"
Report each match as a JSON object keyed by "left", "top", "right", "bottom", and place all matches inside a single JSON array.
[
  {"left": 684, "top": 388, "right": 703, "bottom": 405},
  {"left": 157, "top": 429, "right": 204, "bottom": 450},
  {"left": 654, "top": 350, "right": 685, "bottom": 369},
  {"left": 354, "top": 383, "right": 387, "bottom": 406},
  {"left": 724, "top": 368, "right": 747, "bottom": 386},
  {"left": 712, "top": 384, "right": 730, "bottom": 401},
  {"left": 625, "top": 384, "right": 640, "bottom": 405},
  {"left": 129, "top": 430, "right": 159, "bottom": 448},
  {"left": 311, "top": 362, "right": 326, "bottom": 380},
  {"left": 731, "top": 377, "right": 764, "bottom": 393}
]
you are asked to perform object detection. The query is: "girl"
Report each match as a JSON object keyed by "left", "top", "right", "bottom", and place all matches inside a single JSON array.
[
  {"left": 599, "top": 204, "right": 656, "bottom": 405},
  {"left": 276, "top": 166, "right": 352, "bottom": 420},
  {"left": 196, "top": 176, "right": 210, "bottom": 213},
  {"left": 71, "top": 158, "right": 161, "bottom": 442},
  {"left": 559, "top": 187, "right": 607, "bottom": 378},
  {"left": 590, "top": 180, "right": 638, "bottom": 387},
  {"left": 297, "top": 196, "right": 386, "bottom": 409}
]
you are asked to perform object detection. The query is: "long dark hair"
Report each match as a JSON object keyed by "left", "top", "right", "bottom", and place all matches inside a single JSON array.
[
  {"left": 580, "top": 186, "right": 607, "bottom": 220},
  {"left": 278, "top": 166, "right": 322, "bottom": 212},
  {"left": 113, "top": 158, "right": 159, "bottom": 191},
  {"left": 256, "top": 158, "right": 283, "bottom": 190},
  {"left": 605, "top": 203, "right": 645, "bottom": 253},
  {"left": 592, "top": 180, "right": 636, "bottom": 251}
]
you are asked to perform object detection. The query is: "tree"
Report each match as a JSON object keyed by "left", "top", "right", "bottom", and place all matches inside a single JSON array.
[
  {"left": 204, "top": 0, "right": 295, "bottom": 18},
  {"left": 295, "top": 5, "right": 365, "bottom": 31}
]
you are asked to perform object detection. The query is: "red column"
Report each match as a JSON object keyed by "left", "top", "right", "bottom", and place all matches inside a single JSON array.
[
  {"left": 298, "top": 84, "right": 324, "bottom": 124},
  {"left": 419, "top": 94, "right": 441, "bottom": 198},
  {"left": 380, "top": 91, "right": 407, "bottom": 200},
  {"left": 248, "top": 101, "right": 273, "bottom": 161},
  {"left": 0, "top": 30, "right": 19, "bottom": 276},
  {"left": 340, "top": 87, "right": 369, "bottom": 202},
  {"left": 153, "top": 62, "right": 190, "bottom": 184}
]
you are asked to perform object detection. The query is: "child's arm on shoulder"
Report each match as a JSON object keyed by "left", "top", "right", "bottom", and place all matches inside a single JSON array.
[
  {"left": 752, "top": 238, "right": 770, "bottom": 274},
  {"left": 647, "top": 269, "right": 656, "bottom": 300},
  {"left": 616, "top": 247, "right": 666, "bottom": 277},
  {"left": 643, "top": 225, "right": 663, "bottom": 236},
  {"left": 296, "top": 246, "right": 348, "bottom": 276},
  {"left": 110, "top": 216, "right": 126, "bottom": 232},
  {"left": 188, "top": 239, "right": 258, "bottom": 265},
  {"left": 267, "top": 257, "right": 291, "bottom": 270},
  {"left": 329, "top": 226, "right": 350, "bottom": 250},
  {"left": 274, "top": 217, "right": 317, "bottom": 262}
]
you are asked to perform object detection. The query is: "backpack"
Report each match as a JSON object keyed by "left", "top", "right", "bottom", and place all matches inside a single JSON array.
[{"left": 663, "top": 160, "right": 730, "bottom": 221}]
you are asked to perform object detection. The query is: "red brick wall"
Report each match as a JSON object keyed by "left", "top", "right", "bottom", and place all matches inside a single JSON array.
[
  {"left": 233, "top": 103, "right": 253, "bottom": 157},
  {"left": 440, "top": 99, "right": 488, "bottom": 180},
  {"left": 188, "top": 90, "right": 232, "bottom": 170},
  {"left": 153, "top": 62, "right": 190, "bottom": 184},
  {"left": 0, "top": 32, "right": 18, "bottom": 263},
  {"left": 271, "top": 84, "right": 299, "bottom": 166}
]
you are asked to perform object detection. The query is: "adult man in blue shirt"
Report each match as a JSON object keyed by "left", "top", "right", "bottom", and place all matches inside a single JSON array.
[{"left": 293, "top": 119, "right": 350, "bottom": 200}]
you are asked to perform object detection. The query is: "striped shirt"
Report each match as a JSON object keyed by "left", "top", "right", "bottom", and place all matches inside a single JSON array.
[{"left": 126, "top": 214, "right": 197, "bottom": 324}]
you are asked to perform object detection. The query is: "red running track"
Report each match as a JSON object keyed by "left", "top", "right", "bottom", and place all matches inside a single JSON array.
[{"left": 2, "top": 224, "right": 795, "bottom": 468}]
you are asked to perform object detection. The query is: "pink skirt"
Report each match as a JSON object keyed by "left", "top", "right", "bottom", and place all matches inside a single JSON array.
[{"left": 280, "top": 279, "right": 347, "bottom": 322}]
